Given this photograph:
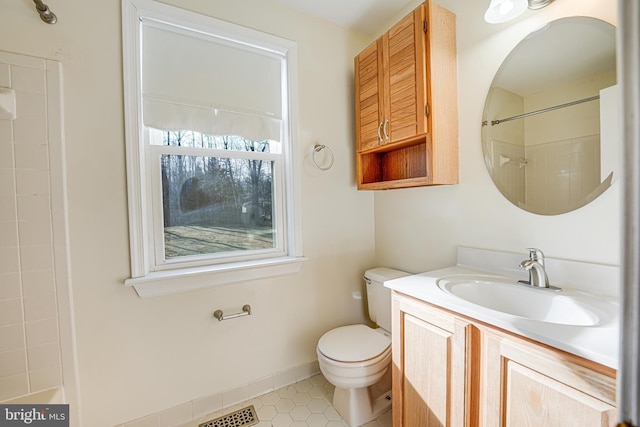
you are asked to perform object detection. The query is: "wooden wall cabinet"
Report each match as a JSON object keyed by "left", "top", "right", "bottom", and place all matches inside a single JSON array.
[
  {"left": 392, "top": 292, "right": 617, "bottom": 427},
  {"left": 354, "top": 0, "right": 458, "bottom": 190}
]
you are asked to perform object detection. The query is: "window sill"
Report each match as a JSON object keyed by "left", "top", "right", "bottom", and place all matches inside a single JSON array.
[{"left": 125, "top": 256, "right": 307, "bottom": 298}]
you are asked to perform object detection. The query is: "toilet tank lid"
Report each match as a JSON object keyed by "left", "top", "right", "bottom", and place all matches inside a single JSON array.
[{"left": 365, "top": 267, "right": 410, "bottom": 283}]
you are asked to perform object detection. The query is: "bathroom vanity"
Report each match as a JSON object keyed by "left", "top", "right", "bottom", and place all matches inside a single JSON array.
[{"left": 385, "top": 247, "right": 619, "bottom": 427}]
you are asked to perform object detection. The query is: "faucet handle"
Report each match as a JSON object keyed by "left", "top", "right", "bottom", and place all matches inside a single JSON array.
[{"left": 526, "top": 248, "right": 545, "bottom": 265}]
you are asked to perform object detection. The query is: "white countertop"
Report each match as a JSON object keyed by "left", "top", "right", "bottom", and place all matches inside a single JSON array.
[{"left": 385, "top": 264, "right": 620, "bottom": 369}]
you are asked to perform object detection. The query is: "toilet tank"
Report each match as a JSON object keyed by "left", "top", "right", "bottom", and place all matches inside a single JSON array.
[{"left": 365, "top": 267, "right": 410, "bottom": 331}]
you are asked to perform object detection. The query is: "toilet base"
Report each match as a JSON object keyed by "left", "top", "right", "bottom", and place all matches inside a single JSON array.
[
  {"left": 332, "top": 385, "right": 391, "bottom": 427},
  {"left": 330, "top": 367, "right": 392, "bottom": 427}
]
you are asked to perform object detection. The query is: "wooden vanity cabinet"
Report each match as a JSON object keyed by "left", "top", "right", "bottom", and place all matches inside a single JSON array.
[
  {"left": 391, "top": 293, "right": 471, "bottom": 427},
  {"left": 391, "top": 292, "right": 617, "bottom": 427},
  {"left": 481, "top": 330, "right": 617, "bottom": 427},
  {"left": 354, "top": 0, "right": 458, "bottom": 190}
]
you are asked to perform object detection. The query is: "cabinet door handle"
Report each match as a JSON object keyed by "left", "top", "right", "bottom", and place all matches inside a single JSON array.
[
  {"left": 383, "top": 118, "right": 389, "bottom": 141},
  {"left": 377, "top": 121, "right": 384, "bottom": 142}
]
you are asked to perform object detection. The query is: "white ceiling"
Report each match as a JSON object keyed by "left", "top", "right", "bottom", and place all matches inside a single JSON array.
[
  {"left": 273, "top": 1, "right": 616, "bottom": 98},
  {"left": 275, "top": 0, "right": 419, "bottom": 35}
]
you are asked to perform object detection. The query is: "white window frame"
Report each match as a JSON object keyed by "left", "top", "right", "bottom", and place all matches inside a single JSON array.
[{"left": 122, "top": 0, "right": 305, "bottom": 298}]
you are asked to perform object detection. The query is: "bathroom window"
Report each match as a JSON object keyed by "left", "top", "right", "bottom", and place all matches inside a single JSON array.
[{"left": 122, "top": 0, "right": 304, "bottom": 297}]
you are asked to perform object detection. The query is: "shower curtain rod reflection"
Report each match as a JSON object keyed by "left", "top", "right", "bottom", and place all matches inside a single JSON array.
[
  {"left": 33, "top": 0, "right": 57, "bottom": 24},
  {"left": 483, "top": 94, "right": 600, "bottom": 126}
]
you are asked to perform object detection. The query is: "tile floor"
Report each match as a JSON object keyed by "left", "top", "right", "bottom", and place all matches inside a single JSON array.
[{"left": 180, "top": 374, "right": 392, "bottom": 427}]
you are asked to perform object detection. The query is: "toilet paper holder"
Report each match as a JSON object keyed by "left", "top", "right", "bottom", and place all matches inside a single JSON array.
[{"left": 213, "top": 304, "right": 252, "bottom": 321}]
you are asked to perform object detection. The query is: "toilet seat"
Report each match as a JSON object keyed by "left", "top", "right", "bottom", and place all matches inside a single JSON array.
[{"left": 317, "top": 324, "right": 391, "bottom": 364}]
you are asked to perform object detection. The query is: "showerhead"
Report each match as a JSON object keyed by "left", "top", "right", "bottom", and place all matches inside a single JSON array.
[{"left": 33, "top": 0, "right": 57, "bottom": 24}]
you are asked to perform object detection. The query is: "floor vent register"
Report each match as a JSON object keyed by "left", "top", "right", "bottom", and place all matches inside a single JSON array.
[{"left": 198, "top": 405, "right": 259, "bottom": 427}]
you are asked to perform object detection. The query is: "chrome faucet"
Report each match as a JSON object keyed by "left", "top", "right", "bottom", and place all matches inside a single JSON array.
[{"left": 518, "top": 248, "right": 550, "bottom": 288}]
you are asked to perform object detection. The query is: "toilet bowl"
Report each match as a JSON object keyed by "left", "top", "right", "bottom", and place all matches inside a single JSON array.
[
  {"left": 317, "top": 324, "right": 392, "bottom": 427},
  {"left": 316, "top": 268, "right": 409, "bottom": 426}
]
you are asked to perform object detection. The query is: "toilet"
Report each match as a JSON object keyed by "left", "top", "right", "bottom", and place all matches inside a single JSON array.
[{"left": 317, "top": 267, "right": 410, "bottom": 426}]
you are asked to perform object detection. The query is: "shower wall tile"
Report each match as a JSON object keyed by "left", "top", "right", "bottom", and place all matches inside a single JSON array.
[
  {"left": 26, "top": 342, "right": 61, "bottom": 372},
  {"left": 15, "top": 169, "right": 50, "bottom": 195},
  {"left": 13, "top": 115, "right": 47, "bottom": 145},
  {"left": 21, "top": 269, "right": 55, "bottom": 298},
  {"left": 16, "top": 195, "right": 50, "bottom": 221},
  {"left": 23, "top": 295, "right": 58, "bottom": 322},
  {"left": 0, "top": 298, "right": 23, "bottom": 326},
  {"left": 0, "top": 273, "right": 21, "bottom": 300},
  {"left": 25, "top": 318, "right": 59, "bottom": 347},
  {"left": 0, "top": 349, "right": 27, "bottom": 378},
  {"left": 0, "top": 247, "right": 19, "bottom": 275},
  {"left": 0, "top": 374, "right": 29, "bottom": 402},
  {"left": 525, "top": 135, "right": 600, "bottom": 214},
  {"left": 18, "top": 218, "right": 53, "bottom": 246},
  {"left": 0, "top": 169, "right": 15, "bottom": 196},
  {"left": 0, "top": 54, "right": 63, "bottom": 401},
  {"left": 0, "top": 120, "right": 13, "bottom": 143},
  {"left": 0, "top": 63, "right": 10, "bottom": 87},
  {"left": 28, "top": 366, "right": 62, "bottom": 393},
  {"left": 11, "top": 66, "right": 46, "bottom": 95},
  {"left": 0, "top": 142, "right": 14, "bottom": 168},
  {"left": 0, "top": 324, "right": 25, "bottom": 352},
  {"left": 15, "top": 144, "right": 49, "bottom": 171},
  {"left": 0, "top": 52, "right": 45, "bottom": 70},
  {"left": 19, "top": 245, "right": 54, "bottom": 271},
  {"left": 14, "top": 92, "right": 46, "bottom": 123},
  {"left": 0, "top": 196, "right": 16, "bottom": 222},
  {"left": 0, "top": 220, "right": 18, "bottom": 247}
]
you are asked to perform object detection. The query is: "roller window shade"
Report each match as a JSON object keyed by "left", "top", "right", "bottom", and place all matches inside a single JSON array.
[{"left": 142, "top": 20, "right": 284, "bottom": 142}]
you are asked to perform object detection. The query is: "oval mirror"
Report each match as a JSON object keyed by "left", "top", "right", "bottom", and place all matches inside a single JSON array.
[{"left": 481, "top": 17, "right": 617, "bottom": 215}]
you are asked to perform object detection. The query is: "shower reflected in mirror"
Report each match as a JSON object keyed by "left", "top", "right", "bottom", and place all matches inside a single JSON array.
[{"left": 481, "top": 17, "right": 617, "bottom": 215}]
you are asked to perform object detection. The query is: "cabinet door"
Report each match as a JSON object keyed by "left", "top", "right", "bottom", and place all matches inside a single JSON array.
[
  {"left": 481, "top": 331, "right": 617, "bottom": 427},
  {"left": 355, "top": 39, "right": 384, "bottom": 152},
  {"left": 355, "top": 5, "right": 428, "bottom": 152},
  {"left": 392, "top": 294, "right": 468, "bottom": 427},
  {"left": 384, "top": 5, "right": 428, "bottom": 144}
]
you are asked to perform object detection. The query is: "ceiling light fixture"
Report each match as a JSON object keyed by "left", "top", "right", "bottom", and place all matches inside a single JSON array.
[
  {"left": 484, "top": 0, "right": 528, "bottom": 24},
  {"left": 484, "top": 0, "right": 555, "bottom": 24}
]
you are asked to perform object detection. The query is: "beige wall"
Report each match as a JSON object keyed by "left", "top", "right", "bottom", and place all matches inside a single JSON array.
[
  {"left": 0, "top": 0, "right": 622, "bottom": 425},
  {"left": 0, "top": 0, "right": 375, "bottom": 425},
  {"left": 375, "top": 0, "right": 620, "bottom": 274}
]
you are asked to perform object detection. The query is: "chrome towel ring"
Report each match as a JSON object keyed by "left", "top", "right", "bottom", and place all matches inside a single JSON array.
[{"left": 312, "top": 144, "right": 334, "bottom": 171}]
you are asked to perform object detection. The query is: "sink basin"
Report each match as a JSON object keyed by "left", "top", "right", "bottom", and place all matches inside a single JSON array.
[{"left": 436, "top": 275, "right": 601, "bottom": 326}]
